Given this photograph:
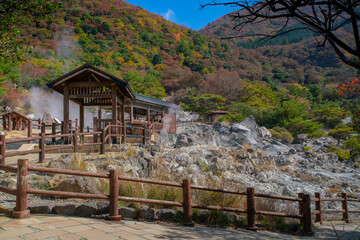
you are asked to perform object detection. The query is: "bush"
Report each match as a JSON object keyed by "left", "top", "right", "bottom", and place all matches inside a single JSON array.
[
  {"left": 327, "top": 145, "right": 351, "bottom": 161},
  {"left": 284, "top": 117, "right": 325, "bottom": 138},
  {"left": 269, "top": 126, "right": 294, "bottom": 143},
  {"left": 328, "top": 124, "right": 356, "bottom": 139},
  {"left": 312, "top": 103, "right": 347, "bottom": 128},
  {"left": 344, "top": 135, "right": 360, "bottom": 161}
]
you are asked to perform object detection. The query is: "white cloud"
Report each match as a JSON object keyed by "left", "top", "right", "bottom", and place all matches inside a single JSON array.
[{"left": 162, "top": 9, "right": 175, "bottom": 21}]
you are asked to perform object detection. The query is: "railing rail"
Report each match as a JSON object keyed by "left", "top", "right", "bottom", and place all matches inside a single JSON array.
[
  {"left": 0, "top": 119, "right": 154, "bottom": 164},
  {"left": 0, "top": 160, "right": 359, "bottom": 234}
]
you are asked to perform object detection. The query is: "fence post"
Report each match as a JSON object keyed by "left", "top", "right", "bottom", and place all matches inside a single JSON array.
[
  {"left": 0, "top": 133, "right": 5, "bottom": 165},
  {"left": 302, "top": 194, "right": 313, "bottom": 236},
  {"left": 108, "top": 169, "right": 121, "bottom": 221},
  {"left": 341, "top": 192, "right": 350, "bottom": 223},
  {"left": 39, "top": 133, "right": 45, "bottom": 163},
  {"left": 52, "top": 122, "right": 56, "bottom": 144},
  {"left": 182, "top": 179, "right": 194, "bottom": 226},
  {"left": 101, "top": 128, "right": 105, "bottom": 155},
  {"left": 314, "top": 192, "right": 322, "bottom": 224},
  {"left": 41, "top": 122, "right": 46, "bottom": 134},
  {"left": 74, "top": 129, "right": 78, "bottom": 153},
  {"left": 27, "top": 120, "right": 32, "bottom": 144},
  {"left": 298, "top": 193, "right": 304, "bottom": 226},
  {"left": 12, "top": 159, "right": 30, "bottom": 219},
  {"left": 247, "top": 187, "right": 257, "bottom": 231}
]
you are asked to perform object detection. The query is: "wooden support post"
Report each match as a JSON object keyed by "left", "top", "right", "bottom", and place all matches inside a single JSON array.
[
  {"left": 302, "top": 194, "right": 313, "bottom": 236},
  {"left": 27, "top": 120, "right": 32, "bottom": 144},
  {"left": 143, "top": 125, "right": 147, "bottom": 145},
  {"left": 183, "top": 179, "right": 194, "bottom": 226},
  {"left": 341, "top": 192, "right": 350, "bottom": 223},
  {"left": 147, "top": 109, "right": 150, "bottom": 125},
  {"left": 61, "top": 121, "right": 64, "bottom": 141},
  {"left": 108, "top": 169, "right": 121, "bottom": 221},
  {"left": 93, "top": 117, "right": 98, "bottom": 143},
  {"left": 16, "top": 117, "right": 20, "bottom": 130},
  {"left": 130, "top": 104, "right": 133, "bottom": 124},
  {"left": 121, "top": 105, "right": 126, "bottom": 144},
  {"left": 0, "top": 133, "right": 5, "bottom": 165},
  {"left": 111, "top": 86, "right": 117, "bottom": 144},
  {"left": 8, "top": 114, "right": 12, "bottom": 131},
  {"left": 314, "top": 192, "right": 322, "bottom": 224},
  {"left": 38, "top": 118, "right": 41, "bottom": 129},
  {"left": 101, "top": 128, "right": 105, "bottom": 155},
  {"left": 21, "top": 119, "right": 25, "bottom": 130},
  {"left": 80, "top": 105, "right": 84, "bottom": 134},
  {"left": 12, "top": 159, "right": 30, "bottom": 219},
  {"left": 63, "top": 84, "right": 69, "bottom": 143},
  {"left": 52, "top": 122, "right": 56, "bottom": 144},
  {"left": 247, "top": 187, "right": 257, "bottom": 231},
  {"left": 38, "top": 133, "right": 45, "bottom": 163}
]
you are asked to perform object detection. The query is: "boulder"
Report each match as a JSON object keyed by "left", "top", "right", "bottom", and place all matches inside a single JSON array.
[
  {"left": 75, "top": 203, "right": 98, "bottom": 217},
  {"left": 156, "top": 209, "right": 176, "bottom": 221},
  {"left": 195, "top": 210, "right": 210, "bottom": 223},
  {"left": 53, "top": 205, "right": 76, "bottom": 216},
  {"left": 139, "top": 205, "right": 155, "bottom": 220},
  {"left": 51, "top": 176, "right": 99, "bottom": 194},
  {"left": 293, "top": 134, "right": 308, "bottom": 144},
  {"left": 28, "top": 203, "right": 53, "bottom": 214},
  {"left": 230, "top": 124, "right": 250, "bottom": 134},
  {"left": 174, "top": 134, "right": 194, "bottom": 148},
  {"left": 257, "top": 126, "right": 272, "bottom": 138},
  {"left": 119, "top": 207, "right": 137, "bottom": 219},
  {"left": 97, "top": 201, "right": 109, "bottom": 215},
  {"left": 213, "top": 121, "right": 230, "bottom": 134},
  {"left": 239, "top": 115, "right": 258, "bottom": 132},
  {"left": 282, "top": 186, "right": 296, "bottom": 197}
]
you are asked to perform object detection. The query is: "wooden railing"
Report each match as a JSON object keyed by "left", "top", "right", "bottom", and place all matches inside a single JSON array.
[
  {"left": 0, "top": 120, "right": 154, "bottom": 164},
  {"left": 0, "top": 159, "right": 359, "bottom": 234}
]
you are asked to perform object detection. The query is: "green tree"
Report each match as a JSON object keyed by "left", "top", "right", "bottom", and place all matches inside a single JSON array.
[
  {"left": 0, "top": 0, "right": 62, "bottom": 62},
  {"left": 124, "top": 70, "right": 166, "bottom": 99}
]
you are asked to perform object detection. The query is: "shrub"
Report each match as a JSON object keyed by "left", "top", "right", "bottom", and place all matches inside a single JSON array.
[
  {"left": 328, "top": 124, "right": 356, "bottom": 139},
  {"left": 344, "top": 135, "right": 360, "bottom": 161},
  {"left": 269, "top": 126, "right": 294, "bottom": 143},
  {"left": 312, "top": 103, "right": 347, "bottom": 128},
  {"left": 327, "top": 145, "right": 351, "bottom": 161},
  {"left": 284, "top": 117, "right": 325, "bottom": 138}
]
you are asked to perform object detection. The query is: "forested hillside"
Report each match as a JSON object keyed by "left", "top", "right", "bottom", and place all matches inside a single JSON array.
[{"left": 1, "top": 0, "right": 359, "bottom": 152}]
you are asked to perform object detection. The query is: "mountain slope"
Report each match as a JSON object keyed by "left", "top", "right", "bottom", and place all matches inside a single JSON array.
[{"left": 0, "top": 0, "right": 356, "bottom": 104}]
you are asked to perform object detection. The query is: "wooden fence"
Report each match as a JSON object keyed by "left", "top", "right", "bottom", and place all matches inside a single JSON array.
[
  {"left": 0, "top": 119, "right": 153, "bottom": 165},
  {"left": 0, "top": 159, "right": 359, "bottom": 235}
]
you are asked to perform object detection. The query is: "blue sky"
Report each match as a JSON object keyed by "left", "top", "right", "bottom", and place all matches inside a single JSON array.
[{"left": 126, "top": 0, "right": 235, "bottom": 30}]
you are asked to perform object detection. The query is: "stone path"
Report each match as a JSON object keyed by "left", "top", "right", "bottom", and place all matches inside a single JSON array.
[{"left": 0, "top": 213, "right": 359, "bottom": 240}]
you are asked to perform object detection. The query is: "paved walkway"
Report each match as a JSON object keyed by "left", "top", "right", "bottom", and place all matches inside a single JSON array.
[{"left": 0, "top": 213, "right": 359, "bottom": 240}]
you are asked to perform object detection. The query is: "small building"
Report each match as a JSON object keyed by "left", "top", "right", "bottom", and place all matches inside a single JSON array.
[
  {"left": 1, "top": 111, "right": 29, "bottom": 131},
  {"left": 46, "top": 63, "right": 178, "bottom": 143},
  {"left": 207, "top": 110, "right": 228, "bottom": 123}
]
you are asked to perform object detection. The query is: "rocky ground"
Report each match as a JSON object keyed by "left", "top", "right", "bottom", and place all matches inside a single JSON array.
[{"left": 1, "top": 116, "right": 359, "bottom": 222}]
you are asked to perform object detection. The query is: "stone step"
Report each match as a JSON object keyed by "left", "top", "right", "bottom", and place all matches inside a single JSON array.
[{"left": 17, "top": 144, "right": 36, "bottom": 151}]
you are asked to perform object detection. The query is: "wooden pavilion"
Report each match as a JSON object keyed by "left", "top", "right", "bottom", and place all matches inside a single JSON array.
[{"left": 46, "top": 64, "right": 177, "bottom": 143}]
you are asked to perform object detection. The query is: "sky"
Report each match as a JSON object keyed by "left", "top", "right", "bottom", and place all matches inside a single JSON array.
[{"left": 126, "top": 0, "right": 235, "bottom": 30}]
